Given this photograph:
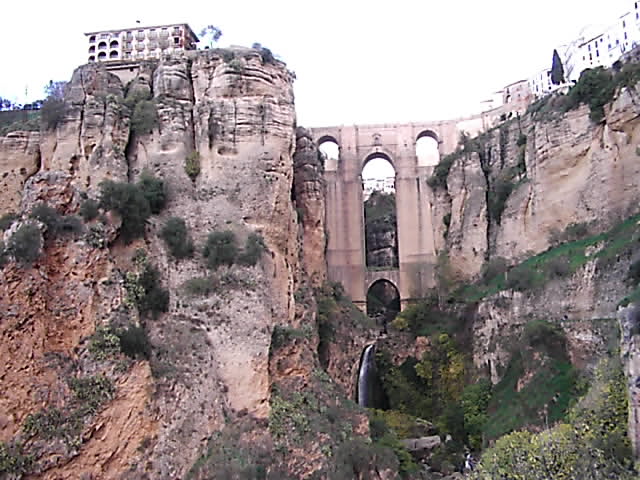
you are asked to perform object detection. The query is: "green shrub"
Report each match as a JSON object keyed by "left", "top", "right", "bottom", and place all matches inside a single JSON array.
[
  {"left": 137, "top": 172, "right": 166, "bottom": 214},
  {"left": 185, "top": 151, "right": 201, "bottom": 181},
  {"left": 136, "top": 264, "right": 170, "bottom": 318},
  {"left": 523, "top": 319, "right": 566, "bottom": 353},
  {"left": 0, "top": 442, "right": 33, "bottom": 476},
  {"left": 0, "top": 212, "right": 18, "bottom": 231},
  {"left": 238, "top": 232, "right": 265, "bottom": 266},
  {"left": 0, "top": 241, "right": 8, "bottom": 268},
  {"left": 8, "top": 224, "right": 41, "bottom": 265},
  {"left": 130, "top": 99, "right": 158, "bottom": 135},
  {"left": 123, "top": 88, "right": 151, "bottom": 109},
  {"left": 99, "top": 175, "right": 165, "bottom": 242},
  {"left": 99, "top": 180, "right": 150, "bottom": 241},
  {"left": 29, "top": 203, "right": 60, "bottom": 235},
  {"left": 427, "top": 153, "right": 457, "bottom": 189},
  {"left": 88, "top": 325, "right": 122, "bottom": 360},
  {"left": 203, "top": 230, "right": 238, "bottom": 269},
  {"left": 58, "top": 215, "right": 84, "bottom": 236},
  {"left": 461, "top": 380, "right": 491, "bottom": 450},
  {"left": 160, "top": 217, "right": 194, "bottom": 259},
  {"left": 568, "top": 67, "right": 616, "bottom": 122},
  {"left": 79, "top": 198, "right": 99, "bottom": 221},
  {"left": 117, "top": 325, "right": 151, "bottom": 359},
  {"left": 68, "top": 375, "right": 115, "bottom": 414}
]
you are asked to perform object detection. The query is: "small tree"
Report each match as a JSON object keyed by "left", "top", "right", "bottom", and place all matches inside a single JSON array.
[
  {"left": 8, "top": 224, "right": 42, "bottom": 265},
  {"left": 551, "top": 49, "right": 565, "bottom": 85},
  {"left": 40, "top": 80, "right": 66, "bottom": 130},
  {"left": 199, "top": 25, "right": 222, "bottom": 48},
  {"left": 203, "top": 230, "right": 238, "bottom": 269},
  {"left": 160, "top": 217, "right": 194, "bottom": 259},
  {"left": 137, "top": 172, "right": 166, "bottom": 214}
]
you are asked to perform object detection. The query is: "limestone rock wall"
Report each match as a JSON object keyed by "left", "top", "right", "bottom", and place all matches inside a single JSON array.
[
  {"left": 293, "top": 127, "right": 327, "bottom": 288},
  {"left": 0, "top": 131, "right": 40, "bottom": 215},
  {"left": 0, "top": 49, "right": 303, "bottom": 480},
  {"left": 472, "top": 257, "right": 626, "bottom": 384},
  {"left": 441, "top": 91, "right": 640, "bottom": 277}
]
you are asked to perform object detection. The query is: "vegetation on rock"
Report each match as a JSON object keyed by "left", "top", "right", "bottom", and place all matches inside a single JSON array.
[
  {"left": 160, "top": 217, "right": 194, "bottom": 259},
  {"left": 99, "top": 173, "right": 166, "bottom": 242}
]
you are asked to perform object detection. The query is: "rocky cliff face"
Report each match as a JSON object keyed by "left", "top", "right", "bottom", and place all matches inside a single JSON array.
[
  {"left": 0, "top": 47, "right": 401, "bottom": 480},
  {"left": 437, "top": 93, "right": 640, "bottom": 280}
]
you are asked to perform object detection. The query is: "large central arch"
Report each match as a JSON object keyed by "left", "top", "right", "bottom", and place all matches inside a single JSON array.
[{"left": 311, "top": 120, "right": 474, "bottom": 311}]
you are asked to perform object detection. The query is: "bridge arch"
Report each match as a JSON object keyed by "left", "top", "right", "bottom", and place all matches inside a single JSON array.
[
  {"left": 318, "top": 136, "right": 340, "bottom": 159},
  {"left": 416, "top": 129, "right": 441, "bottom": 166},
  {"left": 366, "top": 278, "right": 400, "bottom": 320},
  {"left": 361, "top": 149, "right": 395, "bottom": 172}
]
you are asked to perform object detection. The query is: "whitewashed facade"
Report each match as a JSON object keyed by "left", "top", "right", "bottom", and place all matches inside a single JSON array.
[{"left": 85, "top": 24, "right": 199, "bottom": 64}]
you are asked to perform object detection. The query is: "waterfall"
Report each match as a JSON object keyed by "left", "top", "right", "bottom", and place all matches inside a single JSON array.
[{"left": 357, "top": 344, "right": 376, "bottom": 407}]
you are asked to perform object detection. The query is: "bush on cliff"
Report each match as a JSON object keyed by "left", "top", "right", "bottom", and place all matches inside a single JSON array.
[
  {"left": 130, "top": 99, "right": 158, "bottom": 136},
  {"left": 8, "top": 224, "right": 41, "bottom": 265},
  {"left": 99, "top": 173, "right": 165, "bottom": 242},
  {"left": 203, "top": 230, "right": 238, "bottom": 269},
  {"left": 472, "top": 358, "right": 633, "bottom": 479},
  {"left": 79, "top": 198, "right": 99, "bottom": 221},
  {"left": 99, "top": 181, "right": 150, "bottom": 242},
  {"left": 160, "top": 217, "right": 194, "bottom": 259},
  {"left": 0, "top": 213, "right": 18, "bottom": 231},
  {"left": 29, "top": 203, "right": 83, "bottom": 239},
  {"left": 238, "top": 233, "right": 265, "bottom": 266}
]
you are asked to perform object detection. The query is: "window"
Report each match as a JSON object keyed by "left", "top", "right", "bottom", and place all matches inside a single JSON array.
[
  {"left": 89, "top": 35, "right": 96, "bottom": 42},
  {"left": 623, "top": 20, "right": 626, "bottom": 28},
  {"left": 174, "top": 37, "right": 180, "bottom": 44},
  {"left": 588, "top": 44, "right": 591, "bottom": 51},
  {"left": 596, "top": 50, "right": 600, "bottom": 57},
  {"left": 625, "top": 32, "right": 628, "bottom": 40},
  {"left": 89, "top": 46, "right": 95, "bottom": 53}
]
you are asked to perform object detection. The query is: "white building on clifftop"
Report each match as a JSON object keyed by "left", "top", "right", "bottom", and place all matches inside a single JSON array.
[{"left": 85, "top": 23, "right": 199, "bottom": 64}]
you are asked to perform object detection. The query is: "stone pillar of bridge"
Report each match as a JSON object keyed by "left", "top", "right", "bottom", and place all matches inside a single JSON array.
[
  {"left": 393, "top": 127, "right": 438, "bottom": 302},
  {"left": 324, "top": 129, "right": 367, "bottom": 310}
]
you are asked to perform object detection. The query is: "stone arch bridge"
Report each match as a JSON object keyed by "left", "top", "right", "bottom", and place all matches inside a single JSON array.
[{"left": 311, "top": 116, "right": 487, "bottom": 312}]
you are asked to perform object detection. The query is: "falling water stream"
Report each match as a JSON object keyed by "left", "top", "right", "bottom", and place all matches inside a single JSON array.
[{"left": 357, "top": 344, "right": 376, "bottom": 407}]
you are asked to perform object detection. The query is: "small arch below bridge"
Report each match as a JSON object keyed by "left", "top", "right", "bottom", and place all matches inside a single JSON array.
[
  {"left": 318, "top": 135, "right": 340, "bottom": 171},
  {"left": 366, "top": 276, "right": 400, "bottom": 324},
  {"left": 416, "top": 129, "right": 440, "bottom": 166}
]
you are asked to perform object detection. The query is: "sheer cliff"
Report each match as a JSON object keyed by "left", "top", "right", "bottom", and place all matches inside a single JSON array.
[{"left": 0, "top": 50, "right": 393, "bottom": 480}]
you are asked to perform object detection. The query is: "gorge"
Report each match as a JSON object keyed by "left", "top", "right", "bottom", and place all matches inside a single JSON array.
[{"left": 0, "top": 46, "right": 640, "bottom": 479}]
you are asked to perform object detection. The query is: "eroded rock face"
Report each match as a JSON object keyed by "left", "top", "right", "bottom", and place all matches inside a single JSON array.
[
  {"left": 446, "top": 151, "right": 488, "bottom": 280},
  {"left": 472, "top": 258, "right": 625, "bottom": 383},
  {"left": 294, "top": 127, "right": 327, "bottom": 288},
  {"left": 441, "top": 93, "right": 640, "bottom": 276},
  {"left": 0, "top": 50, "right": 303, "bottom": 480},
  {"left": 0, "top": 131, "right": 40, "bottom": 215},
  {"left": 0, "top": 174, "right": 156, "bottom": 479},
  {"left": 41, "top": 65, "right": 130, "bottom": 193}
]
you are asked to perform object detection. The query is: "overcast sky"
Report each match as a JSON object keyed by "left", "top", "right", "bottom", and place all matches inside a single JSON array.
[{"left": 0, "top": 0, "right": 633, "bottom": 126}]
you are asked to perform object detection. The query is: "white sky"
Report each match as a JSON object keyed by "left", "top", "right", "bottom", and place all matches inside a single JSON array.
[{"left": 0, "top": 0, "right": 633, "bottom": 126}]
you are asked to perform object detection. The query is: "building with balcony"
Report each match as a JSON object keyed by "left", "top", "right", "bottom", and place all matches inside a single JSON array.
[{"left": 85, "top": 23, "right": 199, "bottom": 64}]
